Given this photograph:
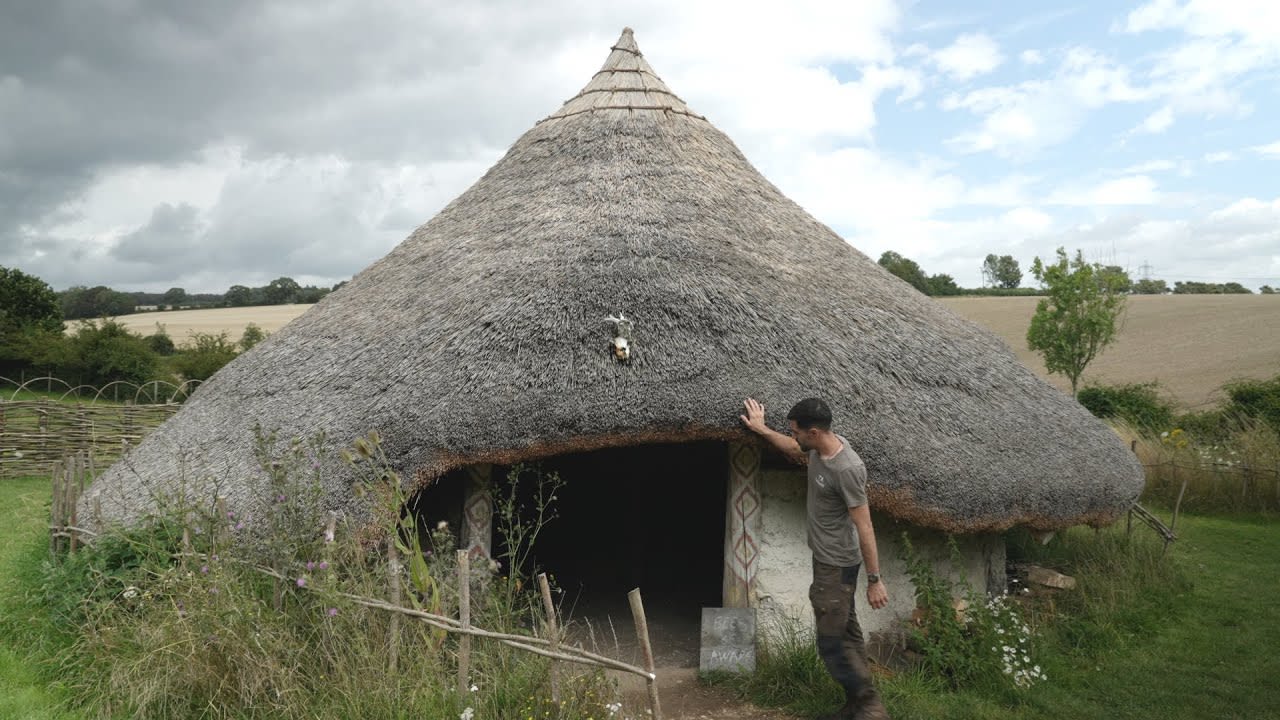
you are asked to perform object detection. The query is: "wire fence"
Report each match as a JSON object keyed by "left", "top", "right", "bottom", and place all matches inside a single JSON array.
[{"left": 0, "top": 377, "right": 200, "bottom": 480}]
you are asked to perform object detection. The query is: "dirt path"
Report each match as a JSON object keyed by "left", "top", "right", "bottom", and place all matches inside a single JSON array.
[{"left": 613, "top": 667, "right": 795, "bottom": 720}]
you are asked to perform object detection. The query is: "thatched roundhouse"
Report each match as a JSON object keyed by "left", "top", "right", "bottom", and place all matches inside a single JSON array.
[{"left": 84, "top": 29, "right": 1142, "bottom": 641}]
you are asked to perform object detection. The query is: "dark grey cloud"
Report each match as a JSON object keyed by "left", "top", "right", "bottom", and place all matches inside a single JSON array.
[{"left": 111, "top": 203, "right": 203, "bottom": 263}]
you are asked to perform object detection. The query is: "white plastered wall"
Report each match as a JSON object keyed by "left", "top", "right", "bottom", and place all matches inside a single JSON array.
[{"left": 753, "top": 468, "right": 1006, "bottom": 639}]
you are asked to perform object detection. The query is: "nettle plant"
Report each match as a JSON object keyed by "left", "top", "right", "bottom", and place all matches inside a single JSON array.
[{"left": 902, "top": 534, "right": 1044, "bottom": 691}]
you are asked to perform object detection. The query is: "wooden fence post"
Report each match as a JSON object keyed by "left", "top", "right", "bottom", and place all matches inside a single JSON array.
[
  {"left": 1170, "top": 464, "right": 1188, "bottom": 535},
  {"left": 537, "top": 572, "right": 561, "bottom": 705},
  {"left": 457, "top": 549, "right": 471, "bottom": 695},
  {"left": 628, "top": 588, "right": 662, "bottom": 720}
]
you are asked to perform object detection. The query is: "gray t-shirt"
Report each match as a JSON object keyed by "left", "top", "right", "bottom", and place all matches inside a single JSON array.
[{"left": 806, "top": 434, "right": 868, "bottom": 567}]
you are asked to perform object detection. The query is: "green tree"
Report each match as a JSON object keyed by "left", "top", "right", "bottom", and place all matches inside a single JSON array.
[
  {"left": 1099, "top": 265, "right": 1133, "bottom": 294},
  {"left": 1133, "top": 278, "right": 1169, "bottom": 294},
  {"left": 982, "top": 254, "right": 1022, "bottom": 289},
  {"left": 162, "top": 287, "right": 187, "bottom": 308},
  {"left": 173, "top": 331, "right": 239, "bottom": 381},
  {"left": 927, "top": 273, "right": 961, "bottom": 296},
  {"left": 63, "top": 320, "right": 160, "bottom": 386},
  {"left": 1027, "top": 248, "right": 1127, "bottom": 396},
  {"left": 0, "top": 266, "right": 66, "bottom": 376},
  {"left": 224, "top": 285, "right": 257, "bottom": 307},
  {"left": 1261, "top": 285, "right": 1275, "bottom": 294},
  {"left": 239, "top": 323, "right": 268, "bottom": 351},
  {"left": 878, "top": 251, "right": 931, "bottom": 294},
  {"left": 59, "top": 285, "right": 136, "bottom": 319},
  {"left": 263, "top": 277, "right": 301, "bottom": 305},
  {"left": 0, "top": 266, "right": 64, "bottom": 333}
]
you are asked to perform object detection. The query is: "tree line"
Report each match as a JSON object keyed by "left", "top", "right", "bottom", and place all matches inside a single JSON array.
[
  {"left": 1, "top": 266, "right": 273, "bottom": 390},
  {"left": 876, "top": 252, "right": 1273, "bottom": 297},
  {"left": 57, "top": 278, "right": 344, "bottom": 320}
]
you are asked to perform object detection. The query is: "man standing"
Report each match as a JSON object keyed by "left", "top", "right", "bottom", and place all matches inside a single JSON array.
[{"left": 740, "top": 397, "right": 890, "bottom": 720}]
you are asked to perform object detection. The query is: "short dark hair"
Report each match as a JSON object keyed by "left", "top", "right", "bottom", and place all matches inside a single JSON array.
[{"left": 787, "top": 397, "right": 832, "bottom": 430}]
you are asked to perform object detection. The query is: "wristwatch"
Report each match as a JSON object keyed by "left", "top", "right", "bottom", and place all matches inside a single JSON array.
[{"left": 867, "top": 571, "right": 881, "bottom": 584}]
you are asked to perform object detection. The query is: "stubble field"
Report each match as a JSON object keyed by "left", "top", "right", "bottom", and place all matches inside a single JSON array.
[{"left": 115, "top": 295, "right": 1280, "bottom": 410}]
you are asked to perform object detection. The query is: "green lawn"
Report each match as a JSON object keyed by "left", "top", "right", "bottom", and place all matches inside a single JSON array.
[
  {"left": 873, "top": 513, "right": 1280, "bottom": 720},
  {"left": 0, "top": 477, "right": 83, "bottom": 720}
]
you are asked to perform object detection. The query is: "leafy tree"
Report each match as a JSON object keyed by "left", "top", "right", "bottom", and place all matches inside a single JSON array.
[
  {"left": 162, "top": 287, "right": 187, "bottom": 308},
  {"left": 0, "top": 266, "right": 65, "bottom": 376},
  {"left": 927, "top": 273, "right": 961, "bottom": 296},
  {"left": 1027, "top": 248, "right": 1127, "bottom": 396},
  {"left": 878, "top": 251, "right": 931, "bottom": 294},
  {"left": 63, "top": 320, "right": 160, "bottom": 386},
  {"left": 173, "top": 331, "right": 239, "bottom": 381},
  {"left": 1132, "top": 278, "right": 1169, "bottom": 295},
  {"left": 263, "top": 277, "right": 301, "bottom": 305},
  {"left": 0, "top": 266, "right": 64, "bottom": 333},
  {"left": 224, "top": 285, "right": 257, "bottom": 307},
  {"left": 239, "top": 323, "right": 268, "bottom": 351},
  {"left": 1261, "top": 285, "right": 1275, "bottom": 294},
  {"left": 982, "top": 254, "right": 1023, "bottom": 289},
  {"left": 60, "top": 285, "right": 137, "bottom": 319},
  {"left": 1173, "top": 281, "right": 1253, "bottom": 294},
  {"left": 1098, "top": 265, "right": 1133, "bottom": 294}
]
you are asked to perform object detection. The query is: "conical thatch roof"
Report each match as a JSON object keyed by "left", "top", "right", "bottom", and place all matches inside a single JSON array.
[{"left": 84, "top": 29, "right": 1142, "bottom": 535}]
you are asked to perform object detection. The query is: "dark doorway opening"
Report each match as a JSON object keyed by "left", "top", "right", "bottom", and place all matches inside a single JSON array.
[{"left": 499, "top": 440, "right": 727, "bottom": 666}]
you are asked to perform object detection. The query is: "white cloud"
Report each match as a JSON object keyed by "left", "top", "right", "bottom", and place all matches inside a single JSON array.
[
  {"left": 1204, "top": 150, "right": 1235, "bottom": 163},
  {"left": 1254, "top": 141, "right": 1280, "bottom": 157},
  {"left": 1019, "top": 49, "right": 1045, "bottom": 65},
  {"left": 1048, "top": 176, "right": 1162, "bottom": 206},
  {"left": 943, "top": 47, "right": 1148, "bottom": 157},
  {"left": 1137, "top": 106, "right": 1175, "bottom": 133},
  {"left": 929, "top": 33, "right": 1005, "bottom": 80}
]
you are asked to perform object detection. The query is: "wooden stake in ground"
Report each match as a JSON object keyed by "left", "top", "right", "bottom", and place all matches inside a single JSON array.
[
  {"left": 457, "top": 549, "right": 471, "bottom": 695},
  {"left": 628, "top": 587, "right": 662, "bottom": 720},
  {"left": 537, "top": 572, "right": 561, "bottom": 705}
]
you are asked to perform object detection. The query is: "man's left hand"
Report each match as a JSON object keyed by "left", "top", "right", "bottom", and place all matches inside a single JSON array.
[{"left": 867, "top": 581, "right": 888, "bottom": 610}]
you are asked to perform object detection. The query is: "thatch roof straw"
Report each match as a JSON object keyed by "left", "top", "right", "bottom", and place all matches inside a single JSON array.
[{"left": 83, "top": 28, "right": 1142, "bottom": 535}]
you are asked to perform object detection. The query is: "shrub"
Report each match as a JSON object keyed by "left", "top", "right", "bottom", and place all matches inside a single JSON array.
[
  {"left": 239, "top": 322, "right": 268, "bottom": 351},
  {"left": 1077, "top": 382, "right": 1175, "bottom": 432},
  {"left": 1222, "top": 375, "right": 1280, "bottom": 434},
  {"left": 172, "top": 331, "right": 239, "bottom": 381},
  {"left": 62, "top": 319, "right": 161, "bottom": 386},
  {"left": 146, "top": 324, "right": 177, "bottom": 356}
]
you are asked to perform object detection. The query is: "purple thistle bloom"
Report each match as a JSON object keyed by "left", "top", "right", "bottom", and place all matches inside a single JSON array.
[
  {"left": 327, "top": 607, "right": 338, "bottom": 617},
  {"left": 276, "top": 494, "right": 286, "bottom": 503},
  {"left": 296, "top": 577, "right": 307, "bottom": 588},
  {"left": 318, "top": 561, "right": 329, "bottom": 571},
  {"left": 200, "top": 565, "right": 209, "bottom": 574},
  {"left": 226, "top": 511, "right": 235, "bottom": 519},
  {"left": 306, "top": 561, "right": 316, "bottom": 571},
  {"left": 234, "top": 521, "right": 245, "bottom": 531}
]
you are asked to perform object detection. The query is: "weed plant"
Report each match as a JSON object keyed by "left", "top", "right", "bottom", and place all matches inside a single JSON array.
[
  {"left": 1120, "top": 417, "right": 1280, "bottom": 514},
  {"left": 30, "top": 429, "right": 622, "bottom": 719}
]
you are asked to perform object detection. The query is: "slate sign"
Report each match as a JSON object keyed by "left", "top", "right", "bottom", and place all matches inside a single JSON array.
[{"left": 699, "top": 607, "right": 756, "bottom": 673}]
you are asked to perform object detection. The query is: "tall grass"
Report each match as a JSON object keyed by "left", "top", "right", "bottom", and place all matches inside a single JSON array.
[
  {"left": 1116, "top": 418, "right": 1280, "bottom": 514},
  {"left": 23, "top": 430, "right": 626, "bottom": 719}
]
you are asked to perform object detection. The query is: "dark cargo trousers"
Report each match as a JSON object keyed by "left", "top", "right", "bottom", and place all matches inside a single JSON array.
[{"left": 810, "top": 559, "right": 888, "bottom": 718}]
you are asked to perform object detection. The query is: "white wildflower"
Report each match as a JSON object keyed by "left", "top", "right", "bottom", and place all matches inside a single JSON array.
[
  {"left": 460, "top": 708, "right": 474, "bottom": 720},
  {"left": 122, "top": 586, "right": 139, "bottom": 600}
]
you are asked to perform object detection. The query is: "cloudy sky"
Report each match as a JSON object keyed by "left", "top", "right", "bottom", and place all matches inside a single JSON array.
[{"left": 2, "top": 0, "right": 1278, "bottom": 293}]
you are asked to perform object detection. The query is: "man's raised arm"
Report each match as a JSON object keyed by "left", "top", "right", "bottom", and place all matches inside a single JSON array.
[{"left": 739, "top": 398, "right": 807, "bottom": 465}]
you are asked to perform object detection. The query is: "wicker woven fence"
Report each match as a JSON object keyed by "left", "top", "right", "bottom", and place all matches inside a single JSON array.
[{"left": 0, "top": 377, "right": 200, "bottom": 480}]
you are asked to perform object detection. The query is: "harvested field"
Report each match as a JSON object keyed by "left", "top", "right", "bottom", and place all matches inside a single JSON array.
[
  {"left": 939, "top": 295, "right": 1280, "bottom": 409},
  {"left": 110, "top": 296, "right": 1278, "bottom": 410},
  {"left": 111, "top": 305, "right": 313, "bottom": 345}
]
